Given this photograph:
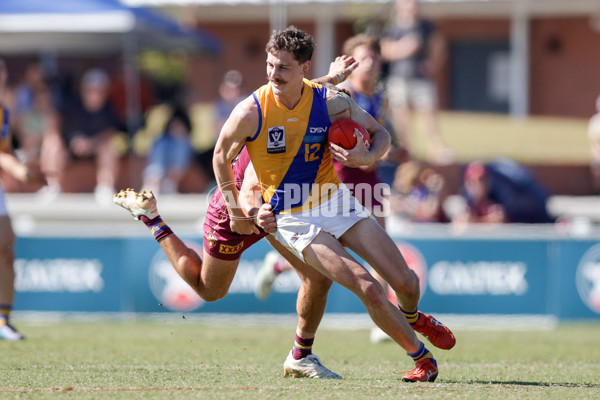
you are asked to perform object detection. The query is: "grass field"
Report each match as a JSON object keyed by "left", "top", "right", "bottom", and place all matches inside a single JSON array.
[{"left": 1, "top": 319, "right": 599, "bottom": 399}]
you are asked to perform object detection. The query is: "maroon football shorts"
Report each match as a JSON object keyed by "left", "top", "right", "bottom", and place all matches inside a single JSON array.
[{"left": 202, "top": 191, "right": 268, "bottom": 261}]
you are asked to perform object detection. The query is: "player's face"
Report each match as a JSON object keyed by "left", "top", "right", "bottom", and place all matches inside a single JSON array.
[
  {"left": 266, "top": 50, "right": 308, "bottom": 96},
  {"left": 351, "top": 45, "right": 381, "bottom": 82}
]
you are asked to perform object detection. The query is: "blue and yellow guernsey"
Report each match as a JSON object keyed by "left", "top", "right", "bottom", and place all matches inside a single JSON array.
[{"left": 247, "top": 79, "right": 341, "bottom": 214}]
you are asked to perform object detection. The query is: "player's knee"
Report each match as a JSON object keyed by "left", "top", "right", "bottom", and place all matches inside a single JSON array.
[
  {"left": 390, "top": 269, "right": 419, "bottom": 296},
  {"left": 305, "top": 276, "right": 333, "bottom": 293},
  {"left": 200, "top": 287, "right": 228, "bottom": 302},
  {"left": 360, "top": 279, "right": 388, "bottom": 308}
]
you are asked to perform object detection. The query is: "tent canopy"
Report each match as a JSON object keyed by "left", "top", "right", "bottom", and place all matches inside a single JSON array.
[{"left": 0, "top": 0, "right": 221, "bottom": 55}]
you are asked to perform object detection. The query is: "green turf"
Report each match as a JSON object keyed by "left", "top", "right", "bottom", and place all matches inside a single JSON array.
[
  {"left": 408, "top": 112, "right": 591, "bottom": 165},
  {"left": 1, "top": 319, "right": 599, "bottom": 399}
]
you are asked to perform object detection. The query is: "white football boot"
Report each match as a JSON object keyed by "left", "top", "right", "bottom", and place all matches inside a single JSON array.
[
  {"left": 0, "top": 323, "right": 24, "bottom": 341},
  {"left": 369, "top": 326, "right": 393, "bottom": 344},
  {"left": 283, "top": 351, "right": 342, "bottom": 379},
  {"left": 113, "top": 188, "right": 159, "bottom": 220},
  {"left": 254, "top": 251, "right": 280, "bottom": 300}
]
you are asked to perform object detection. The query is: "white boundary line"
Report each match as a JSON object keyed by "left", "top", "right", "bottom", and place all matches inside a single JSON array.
[{"left": 13, "top": 311, "right": 559, "bottom": 331}]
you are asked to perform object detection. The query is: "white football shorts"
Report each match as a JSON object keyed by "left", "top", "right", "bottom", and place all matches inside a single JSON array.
[{"left": 273, "top": 184, "right": 373, "bottom": 261}]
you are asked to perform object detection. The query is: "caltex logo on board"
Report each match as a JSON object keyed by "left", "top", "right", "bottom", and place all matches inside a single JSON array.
[
  {"left": 576, "top": 244, "right": 600, "bottom": 314},
  {"left": 148, "top": 241, "right": 204, "bottom": 312}
]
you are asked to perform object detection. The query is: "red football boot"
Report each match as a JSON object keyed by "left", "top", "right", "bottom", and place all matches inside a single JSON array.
[
  {"left": 400, "top": 358, "right": 438, "bottom": 382},
  {"left": 412, "top": 312, "right": 456, "bottom": 350}
]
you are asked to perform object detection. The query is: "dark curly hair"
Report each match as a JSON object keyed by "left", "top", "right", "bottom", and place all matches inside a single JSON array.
[{"left": 265, "top": 26, "right": 315, "bottom": 64}]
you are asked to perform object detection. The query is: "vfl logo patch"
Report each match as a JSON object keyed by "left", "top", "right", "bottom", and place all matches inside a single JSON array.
[
  {"left": 267, "top": 126, "right": 286, "bottom": 154},
  {"left": 219, "top": 242, "right": 244, "bottom": 255}
]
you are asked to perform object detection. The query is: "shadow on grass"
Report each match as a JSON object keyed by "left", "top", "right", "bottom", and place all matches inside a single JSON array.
[{"left": 442, "top": 379, "right": 599, "bottom": 389}]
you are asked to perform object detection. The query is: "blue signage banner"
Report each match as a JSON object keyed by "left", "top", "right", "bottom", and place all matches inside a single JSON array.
[
  {"left": 14, "top": 238, "right": 123, "bottom": 312},
  {"left": 12, "top": 234, "right": 600, "bottom": 319}
]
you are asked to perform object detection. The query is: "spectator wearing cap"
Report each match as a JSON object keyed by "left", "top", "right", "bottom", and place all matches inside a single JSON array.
[
  {"left": 142, "top": 106, "right": 194, "bottom": 194},
  {"left": 453, "top": 159, "right": 554, "bottom": 224},
  {"left": 62, "top": 68, "right": 121, "bottom": 203},
  {"left": 214, "top": 70, "right": 245, "bottom": 138}
]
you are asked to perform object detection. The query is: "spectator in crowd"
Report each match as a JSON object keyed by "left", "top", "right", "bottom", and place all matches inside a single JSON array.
[
  {"left": 14, "top": 85, "right": 66, "bottom": 201},
  {"left": 214, "top": 70, "right": 246, "bottom": 137},
  {"left": 392, "top": 160, "right": 449, "bottom": 223},
  {"left": 452, "top": 159, "right": 555, "bottom": 225},
  {"left": 197, "top": 70, "right": 247, "bottom": 184},
  {"left": 13, "top": 62, "right": 46, "bottom": 117},
  {"left": 62, "top": 68, "right": 121, "bottom": 204},
  {"left": 142, "top": 106, "right": 194, "bottom": 194},
  {"left": 587, "top": 94, "right": 600, "bottom": 193},
  {"left": 380, "top": 0, "right": 452, "bottom": 164}
]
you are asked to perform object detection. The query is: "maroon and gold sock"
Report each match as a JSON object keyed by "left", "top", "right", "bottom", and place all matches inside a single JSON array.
[
  {"left": 292, "top": 334, "right": 314, "bottom": 360},
  {"left": 140, "top": 215, "right": 173, "bottom": 242}
]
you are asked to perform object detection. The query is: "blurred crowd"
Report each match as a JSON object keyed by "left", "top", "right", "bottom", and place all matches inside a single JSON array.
[
  {"left": 1, "top": 61, "right": 246, "bottom": 204},
  {"left": 2, "top": 0, "right": 593, "bottom": 227}
]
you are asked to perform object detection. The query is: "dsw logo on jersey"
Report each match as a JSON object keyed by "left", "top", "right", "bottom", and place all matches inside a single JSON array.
[
  {"left": 148, "top": 241, "right": 204, "bottom": 312},
  {"left": 576, "top": 244, "right": 600, "bottom": 314},
  {"left": 309, "top": 126, "right": 327, "bottom": 134},
  {"left": 267, "top": 126, "right": 286, "bottom": 153}
]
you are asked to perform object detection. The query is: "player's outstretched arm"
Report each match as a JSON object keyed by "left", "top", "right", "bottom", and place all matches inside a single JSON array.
[
  {"left": 312, "top": 55, "right": 359, "bottom": 86},
  {"left": 113, "top": 188, "right": 202, "bottom": 290}
]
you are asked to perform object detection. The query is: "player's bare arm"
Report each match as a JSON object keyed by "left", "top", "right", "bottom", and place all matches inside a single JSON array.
[
  {"left": 212, "top": 96, "right": 261, "bottom": 235},
  {"left": 238, "top": 161, "right": 277, "bottom": 234},
  {"left": 326, "top": 88, "right": 391, "bottom": 168}
]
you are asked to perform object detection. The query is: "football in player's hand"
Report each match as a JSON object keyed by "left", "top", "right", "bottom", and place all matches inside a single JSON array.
[{"left": 328, "top": 118, "right": 371, "bottom": 150}]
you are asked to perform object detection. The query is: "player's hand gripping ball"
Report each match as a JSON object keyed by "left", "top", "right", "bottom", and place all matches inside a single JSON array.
[{"left": 328, "top": 118, "right": 371, "bottom": 150}]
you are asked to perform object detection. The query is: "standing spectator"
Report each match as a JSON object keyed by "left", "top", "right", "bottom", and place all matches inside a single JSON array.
[
  {"left": 63, "top": 68, "right": 121, "bottom": 204},
  {"left": 142, "top": 106, "right": 194, "bottom": 194},
  {"left": 380, "top": 0, "right": 452, "bottom": 164},
  {"left": 0, "top": 57, "right": 46, "bottom": 341},
  {"left": 452, "top": 159, "right": 554, "bottom": 225},
  {"left": 588, "top": 94, "right": 600, "bottom": 193}
]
